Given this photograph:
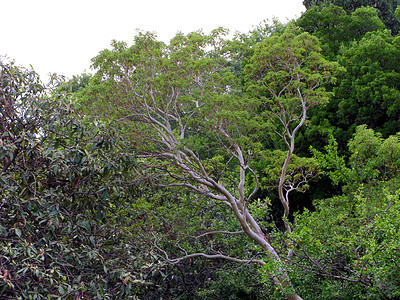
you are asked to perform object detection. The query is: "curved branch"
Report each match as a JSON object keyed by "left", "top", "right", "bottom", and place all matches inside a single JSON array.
[{"left": 165, "top": 252, "right": 266, "bottom": 266}]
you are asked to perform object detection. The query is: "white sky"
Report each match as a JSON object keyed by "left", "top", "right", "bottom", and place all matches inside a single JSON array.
[{"left": 0, "top": 0, "right": 305, "bottom": 81}]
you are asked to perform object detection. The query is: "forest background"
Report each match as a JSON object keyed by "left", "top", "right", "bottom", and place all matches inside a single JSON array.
[{"left": 1, "top": 0, "right": 400, "bottom": 299}]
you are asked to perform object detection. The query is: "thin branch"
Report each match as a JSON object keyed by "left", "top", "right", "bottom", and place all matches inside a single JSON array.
[
  {"left": 195, "top": 230, "right": 244, "bottom": 238},
  {"left": 165, "top": 252, "right": 266, "bottom": 266},
  {"left": 246, "top": 165, "right": 259, "bottom": 204}
]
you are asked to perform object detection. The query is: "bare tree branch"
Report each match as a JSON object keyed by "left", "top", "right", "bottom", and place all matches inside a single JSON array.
[{"left": 195, "top": 230, "right": 245, "bottom": 238}]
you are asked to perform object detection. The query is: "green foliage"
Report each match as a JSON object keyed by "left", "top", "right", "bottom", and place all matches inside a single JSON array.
[
  {"left": 83, "top": 29, "right": 263, "bottom": 152},
  {"left": 289, "top": 187, "right": 400, "bottom": 299},
  {"left": 347, "top": 125, "right": 400, "bottom": 185},
  {"left": 196, "top": 264, "right": 270, "bottom": 300},
  {"left": 294, "top": 126, "right": 400, "bottom": 298},
  {"left": 244, "top": 24, "right": 344, "bottom": 154},
  {"left": 56, "top": 73, "right": 92, "bottom": 95},
  {"left": 306, "top": 28, "right": 400, "bottom": 152},
  {"left": 297, "top": 5, "right": 385, "bottom": 59},
  {"left": 335, "top": 30, "right": 400, "bottom": 136},
  {"left": 302, "top": 0, "right": 400, "bottom": 34},
  {"left": 82, "top": 26, "right": 270, "bottom": 281},
  {"left": 0, "top": 60, "right": 153, "bottom": 298},
  {"left": 244, "top": 24, "right": 342, "bottom": 234},
  {"left": 313, "top": 125, "right": 400, "bottom": 188},
  {"left": 259, "top": 150, "right": 319, "bottom": 192},
  {"left": 245, "top": 24, "right": 341, "bottom": 106},
  {"left": 4, "top": 6, "right": 400, "bottom": 297},
  {"left": 311, "top": 135, "right": 355, "bottom": 186}
]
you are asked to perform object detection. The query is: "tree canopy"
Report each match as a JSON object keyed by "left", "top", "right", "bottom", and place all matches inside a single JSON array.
[
  {"left": 302, "top": 0, "right": 400, "bottom": 34},
  {"left": 2, "top": 3, "right": 400, "bottom": 298}
]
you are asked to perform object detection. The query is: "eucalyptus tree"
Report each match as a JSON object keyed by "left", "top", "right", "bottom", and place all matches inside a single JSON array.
[
  {"left": 244, "top": 24, "right": 343, "bottom": 233},
  {"left": 84, "top": 25, "right": 341, "bottom": 299}
]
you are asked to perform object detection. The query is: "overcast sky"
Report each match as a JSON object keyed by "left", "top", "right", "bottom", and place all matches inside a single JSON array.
[{"left": 1, "top": 0, "right": 305, "bottom": 81}]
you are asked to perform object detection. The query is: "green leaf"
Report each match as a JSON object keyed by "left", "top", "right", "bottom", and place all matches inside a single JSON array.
[
  {"left": 53, "top": 165, "right": 59, "bottom": 175},
  {"left": 15, "top": 228, "right": 22, "bottom": 237},
  {"left": 8, "top": 150, "right": 14, "bottom": 161},
  {"left": 58, "top": 286, "right": 65, "bottom": 295},
  {"left": 0, "top": 177, "right": 8, "bottom": 186},
  {"left": 0, "top": 149, "right": 7, "bottom": 159}
]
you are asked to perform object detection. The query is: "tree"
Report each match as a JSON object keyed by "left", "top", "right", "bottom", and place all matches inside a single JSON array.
[
  {"left": 334, "top": 30, "right": 400, "bottom": 137},
  {"left": 0, "top": 59, "right": 155, "bottom": 298},
  {"left": 296, "top": 5, "right": 385, "bottom": 59},
  {"left": 287, "top": 126, "right": 400, "bottom": 298},
  {"left": 244, "top": 24, "right": 343, "bottom": 233},
  {"left": 83, "top": 25, "right": 341, "bottom": 299},
  {"left": 302, "top": 27, "right": 400, "bottom": 156},
  {"left": 302, "top": 0, "right": 400, "bottom": 34},
  {"left": 85, "top": 29, "right": 298, "bottom": 297}
]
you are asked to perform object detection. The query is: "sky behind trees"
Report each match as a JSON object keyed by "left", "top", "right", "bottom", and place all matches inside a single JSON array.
[{"left": 0, "top": 0, "right": 304, "bottom": 81}]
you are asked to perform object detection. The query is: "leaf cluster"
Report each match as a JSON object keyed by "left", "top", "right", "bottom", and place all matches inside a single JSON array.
[{"left": 0, "top": 61, "right": 155, "bottom": 298}]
